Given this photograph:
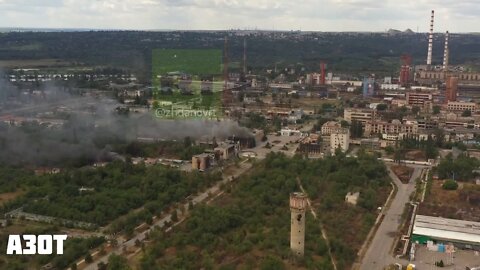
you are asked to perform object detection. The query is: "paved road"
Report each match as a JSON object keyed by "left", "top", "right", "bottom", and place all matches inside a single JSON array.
[
  {"left": 360, "top": 164, "right": 423, "bottom": 270},
  {"left": 81, "top": 160, "right": 252, "bottom": 270}
]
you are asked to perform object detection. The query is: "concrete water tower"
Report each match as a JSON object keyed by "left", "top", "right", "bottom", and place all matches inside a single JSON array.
[{"left": 290, "top": 192, "right": 307, "bottom": 256}]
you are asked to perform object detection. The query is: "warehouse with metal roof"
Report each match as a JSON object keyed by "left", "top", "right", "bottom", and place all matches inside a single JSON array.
[{"left": 411, "top": 215, "right": 480, "bottom": 250}]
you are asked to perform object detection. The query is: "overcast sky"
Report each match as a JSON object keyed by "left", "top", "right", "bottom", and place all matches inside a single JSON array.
[{"left": 0, "top": 0, "right": 478, "bottom": 32}]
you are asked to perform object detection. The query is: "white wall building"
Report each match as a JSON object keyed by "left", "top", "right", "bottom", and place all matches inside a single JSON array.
[{"left": 330, "top": 128, "right": 350, "bottom": 154}]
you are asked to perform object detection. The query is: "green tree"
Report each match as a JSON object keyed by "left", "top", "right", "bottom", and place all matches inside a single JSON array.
[
  {"left": 384, "top": 146, "right": 394, "bottom": 155},
  {"left": 376, "top": 104, "right": 388, "bottom": 111},
  {"left": 85, "top": 253, "right": 93, "bottom": 263},
  {"left": 462, "top": 109, "right": 472, "bottom": 117},
  {"left": 340, "top": 120, "right": 350, "bottom": 128},
  {"left": 433, "top": 105, "right": 441, "bottom": 114},
  {"left": 107, "top": 254, "right": 131, "bottom": 270},
  {"left": 411, "top": 106, "right": 420, "bottom": 115},
  {"left": 171, "top": 210, "right": 178, "bottom": 222},
  {"left": 350, "top": 120, "right": 363, "bottom": 138},
  {"left": 260, "top": 256, "right": 285, "bottom": 270},
  {"left": 442, "top": 180, "right": 458, "bottom": 190}
]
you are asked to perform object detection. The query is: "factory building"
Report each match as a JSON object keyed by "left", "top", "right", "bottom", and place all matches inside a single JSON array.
[
  {"left": 412, "top": 215, "right": 480, "bottom": 250},
  {"left": 416, "top": 70, "right": 480, "bottom": 85}
]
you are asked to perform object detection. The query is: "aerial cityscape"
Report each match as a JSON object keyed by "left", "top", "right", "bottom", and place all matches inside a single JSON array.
[{"left": 0, "top": 2, "right": 479, "bottom": 270}]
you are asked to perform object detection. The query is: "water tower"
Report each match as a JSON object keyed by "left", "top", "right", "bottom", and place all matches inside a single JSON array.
[{"left": 290, "top": 192, "right": 307, "bottom": 256}]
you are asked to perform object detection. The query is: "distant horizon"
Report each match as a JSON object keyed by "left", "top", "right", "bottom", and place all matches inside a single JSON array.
[
  {"left": 1, "top": 26, "right": 479, "bottom": 34},
  {"left": 0, "top": 1, "right": 478, "bottom": 33}
]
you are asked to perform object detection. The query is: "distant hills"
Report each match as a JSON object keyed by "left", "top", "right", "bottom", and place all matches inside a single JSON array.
[{"left": 0, "top": 30, "right": 479, "bottom": 77}]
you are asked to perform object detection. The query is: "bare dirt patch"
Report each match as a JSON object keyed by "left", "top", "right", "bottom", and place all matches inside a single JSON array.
[
  {"left": 391, "top": 165, "right": 414, "bottom": 184},
  {"left": 418, "top": 180, "right": 480, "bottom": 222},
  {"left": 405, "top": 150, "right": 426, "bottom": 161},
  {"left": 0, "top": 190, "right": 24, "bottom": 206}
]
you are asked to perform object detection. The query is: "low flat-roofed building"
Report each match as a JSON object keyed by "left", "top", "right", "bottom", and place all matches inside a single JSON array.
[
  {"left": 447, "top": 101, "right": 477, "bottom": 112},
  {"left": 280, "top": 128, "right": 301, "bottom": 136},
  {"left": 412, "top": 215, "right": 480, "bottom": 250}
]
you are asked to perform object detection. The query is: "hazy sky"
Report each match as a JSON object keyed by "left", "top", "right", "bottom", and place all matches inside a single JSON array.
[{"left": 0, "top": 0, "right": 478, "bottom": 32}]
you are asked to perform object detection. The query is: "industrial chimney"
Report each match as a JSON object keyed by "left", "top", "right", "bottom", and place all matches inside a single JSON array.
[
  {"left": 427, "top": 10, "right": 434, "bottom": 67},
  {"left": 443, "top": 31, "right": 449, "bottom": 71},
  {"left": 290, "top": 192, "right": 307, "bottom": 257}
]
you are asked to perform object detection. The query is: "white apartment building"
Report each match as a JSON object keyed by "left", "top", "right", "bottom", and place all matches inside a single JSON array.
[{"left": 330, "top": 128, "right": 350, "bottom": 154}]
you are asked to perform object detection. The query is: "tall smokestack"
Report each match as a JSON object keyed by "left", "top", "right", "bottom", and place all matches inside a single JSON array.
[
  {"left": 443, "top": 31, "right": 449, "bottom": 71},
  {"left": 427, "top": 10, "right": 434, "bottom": 67}
]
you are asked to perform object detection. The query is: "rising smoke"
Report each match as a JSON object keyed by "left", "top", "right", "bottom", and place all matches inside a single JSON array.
[{"left": 0, "top": 79, "right": 251, "bottom": 167}]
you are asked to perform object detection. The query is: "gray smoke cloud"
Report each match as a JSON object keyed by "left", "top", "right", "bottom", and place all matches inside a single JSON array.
[{"left": 0, "top": 78, "right": 251, "bottom": 167}]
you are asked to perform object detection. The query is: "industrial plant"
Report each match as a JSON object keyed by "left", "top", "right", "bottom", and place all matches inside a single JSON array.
[{"left": 0, "top": 4, "right": 480, "bottom": 270}]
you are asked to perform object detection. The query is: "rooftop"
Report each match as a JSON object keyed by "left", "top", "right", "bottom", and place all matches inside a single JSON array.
[{"left": 413, "top": 215, "right": 480, "bottom": 244}]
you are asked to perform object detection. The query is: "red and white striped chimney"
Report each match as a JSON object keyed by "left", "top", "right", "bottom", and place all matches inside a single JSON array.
[
  {"left": 443, "top": 31, "right": 449, "bottom": 71},
  {"left": 427, "top": 10, "right": 434, "bottom": 66}
]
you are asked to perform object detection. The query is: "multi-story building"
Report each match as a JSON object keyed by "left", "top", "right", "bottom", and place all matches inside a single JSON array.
[
  {"left": 364, "top": 120, "right": 418, "bottom": 136},
  {"left": 344, "top": 108, "right": 375, "bottom": 124},
  {"left": 330, "top": 128, "right": 350, "bottom": 154},
  {"left": 416, "top": 119, "right": 438, "bottom": 129},
  {"left": 447, "top": 101, "right": 476, "bottom": 112},
  {"left": 321, "top": 121, "right": 341, "bottom": 135},
  {"left": 406, "top": 92, "right": 433, "bottom": 106}
]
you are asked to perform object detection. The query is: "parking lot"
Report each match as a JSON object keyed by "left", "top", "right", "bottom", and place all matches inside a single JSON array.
[{"left": 412, "top": 245, "right": 480, "bottom": 269}]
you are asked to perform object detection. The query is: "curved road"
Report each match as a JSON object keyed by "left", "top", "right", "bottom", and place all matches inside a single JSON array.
[{"left": 359, "top": 164, "right": 424, "bottom": 270}]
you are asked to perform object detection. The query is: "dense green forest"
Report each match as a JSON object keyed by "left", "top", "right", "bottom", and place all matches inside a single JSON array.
[
  {"left": 138, "top": 152, "right": 390, "bottom": 269},
  {"left": 1, "top": 161, "right": 222, "bottom": 228},
  {"left": 1, "top": 31, "right": 480, "bottom": 77}
]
